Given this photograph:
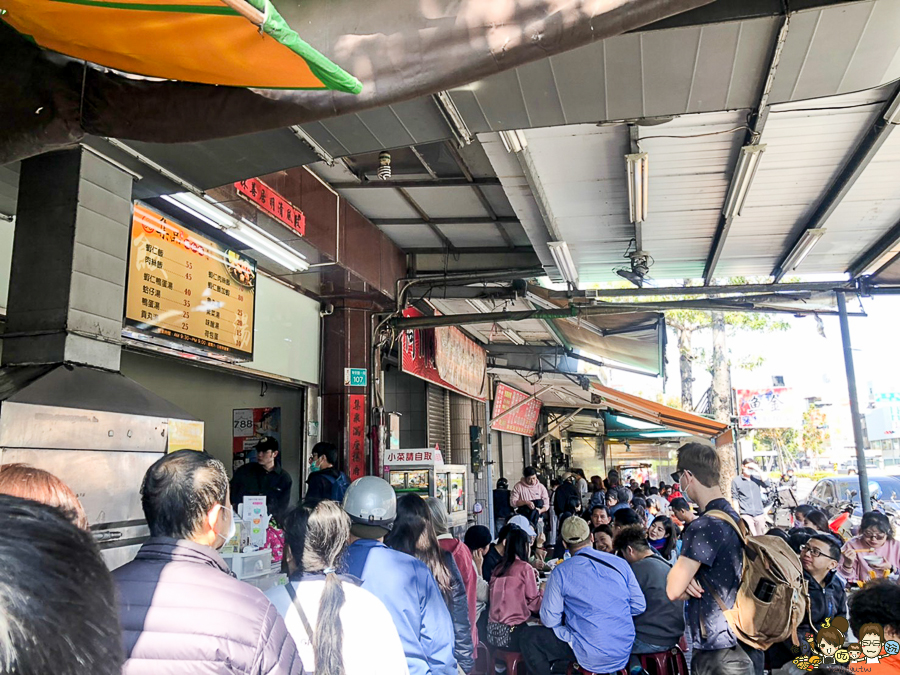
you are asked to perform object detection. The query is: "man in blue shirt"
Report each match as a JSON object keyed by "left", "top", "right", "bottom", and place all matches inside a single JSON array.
[
  {"left": 666, "top": 442, "right": 760, "bottom": 675},
  {"left": 343, "top": 477, "right": 457, "bottom": 675},
  {"left": 521, "top": 517, "right": 646, "bottom": 675}
]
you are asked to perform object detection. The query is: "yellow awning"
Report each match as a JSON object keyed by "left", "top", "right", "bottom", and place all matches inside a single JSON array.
[{"left": 0, "top": 0, "right": 362, "bottom": 92}]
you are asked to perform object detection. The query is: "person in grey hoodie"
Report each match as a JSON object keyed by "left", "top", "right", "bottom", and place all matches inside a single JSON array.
[{"left": 113, "top": 450, "right": 302, "bottom": 675}]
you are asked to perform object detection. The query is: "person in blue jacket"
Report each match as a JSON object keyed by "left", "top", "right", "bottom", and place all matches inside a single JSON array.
[{"left": 343, "top": 477, "right": 457, "bottom": 675}]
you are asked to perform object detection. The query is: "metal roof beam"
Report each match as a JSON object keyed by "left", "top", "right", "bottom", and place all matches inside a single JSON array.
[
  {"left": 407, "top": 285, "right": 522, "bottom": 300},
  {"left": 330, "top": 177, "right": 501, "bottom": 189},
  {"left": 545, "top": 280, "right": 851, "bottom": 299},
  {"left": 394, "top": 187, "right": 455, "bottom": 250},
  {"left": 773, "top": 83, "right": 900, "bottom": 282},
  {"left": 442, "top": 141, "right": 517, "bottom": 248},
  {"left": 704, "top": 15, "right": 789, "bottom": 283},
  {"left": 372, "top": 216, "right": 520, "bottom": 226},
  {"left": 847, "top": 218, "right": 900, "bottom": 279}
]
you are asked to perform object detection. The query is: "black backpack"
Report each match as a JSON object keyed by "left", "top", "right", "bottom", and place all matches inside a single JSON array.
[{"left": 554, "top": 481, "right": 580, "bottom": 515}]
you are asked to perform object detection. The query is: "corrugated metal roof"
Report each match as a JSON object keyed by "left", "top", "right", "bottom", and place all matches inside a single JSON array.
[
  {"left": 716, "top": 88, "right": 886, "bottom": 276},
  {"left": 447, "top": 17, "right": 779, "bottom": 131},
  {"left": 768, "top": 0, "right": 900, "bottom": 105},
  {"left": 637, "top": 111, "right": 748, "bottom": 279},
  {"left": 801, "top": 126, "right": 900, "bottom": 274}
]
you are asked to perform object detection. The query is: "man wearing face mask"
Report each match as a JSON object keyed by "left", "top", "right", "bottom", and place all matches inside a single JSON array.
[
  {"left": 304, "top": 441, "right": 349, "bottom": 504},
  {"left": 113, "top": 450, "right": 302, "bottom": 674}
]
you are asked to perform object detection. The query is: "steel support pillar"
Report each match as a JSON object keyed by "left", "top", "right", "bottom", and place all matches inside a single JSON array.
[{"left": 837, "top": 292, "right": 871, "bottom": 512}]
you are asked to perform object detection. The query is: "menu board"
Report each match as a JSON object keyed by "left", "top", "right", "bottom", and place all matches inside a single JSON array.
[
  {"left": 491, "top": 383, "right": 543, "bottom": 437},
  {"left": 125, "top": 203, "right": 257, "bottom": 359}
]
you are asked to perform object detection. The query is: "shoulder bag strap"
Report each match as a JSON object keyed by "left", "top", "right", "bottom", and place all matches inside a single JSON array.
[
  {"left": 694, "top": 510, "right": 746, "bottom": 638},
  {"left": 285, "top": 579, "right": 316, "bottom": 643},
  {"left": 576, "top": 551, "right": 629, "bottom": 584}
]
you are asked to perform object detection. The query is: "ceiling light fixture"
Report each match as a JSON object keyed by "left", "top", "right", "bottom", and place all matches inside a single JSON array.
[
  {"left": 378, "top": 151, "right": 392, "bottom": 180},
  {"left": 163, "top": 192, "right": 309, "bottom": 272},
  {"left": 885, "top": 91, "right": 900, "bottom": 125},
  {"left": 434, "top": 92, "right": 474, "bottom": 145},
  {"left": 626, "top": 152, "right": 649, "bottom": 223},
  {"left": 722, "top": 144, "right": 766, "bottom": 219},
  {"left": 547, "top": 241, "right": 579, "bottom": 287},
  {"left": 290, "top": 125, "right": 336, "bottom": 166},
  {"left": 499, "top": 130, "right": 528, "bottom": 154},
  {"left": 780, "top": 229, "right": 827, "bottom": 273}
]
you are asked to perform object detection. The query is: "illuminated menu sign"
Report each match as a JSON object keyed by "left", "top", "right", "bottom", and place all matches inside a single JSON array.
[{"left": 125, "top": 203, "right": 256, "bottom": 359}]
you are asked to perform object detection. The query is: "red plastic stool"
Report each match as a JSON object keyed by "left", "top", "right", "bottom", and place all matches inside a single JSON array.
[
  {"left": 566, "top": 666, "right": 628, "bottom": 675},
  {"left": 638, "top": 647, "right": 689, "bottom": 675},
  {"left": 472, "top": 643, "right": 491, "bottom": 675},
  {"left": 494, "top": 650, "right": 526, "bottom": 675}
]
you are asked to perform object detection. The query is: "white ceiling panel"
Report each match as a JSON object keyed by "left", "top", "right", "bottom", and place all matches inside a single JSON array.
[
  {"left": 378, "top": 224, "right": 444, "bottom": 249},
  {"left": 337, "top": 188, "right": 420, "bottom": 219},
  {"left": 403, "top": 186, "right": 490, "bottom": 219},
  {"left": 436, "top": 223, "right": 507, "bottom": 248}
]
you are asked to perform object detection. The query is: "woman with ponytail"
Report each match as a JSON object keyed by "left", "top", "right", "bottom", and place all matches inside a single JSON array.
[
  {"left": 386, "top": 493, "right": 475, "bottom": 674},
  {"left": 267, "top": 500, "right": 408, "bottom": 675}
]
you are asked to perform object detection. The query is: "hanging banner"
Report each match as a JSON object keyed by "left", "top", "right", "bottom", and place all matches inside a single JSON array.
[
  {"left": 491, "top": 383, "right": 543, "bottom": 437},
  {"left": 125, "top": 202, "right": 256, "bottom": 359},
  {"left": 736, "top": 388, "right": 801, "bottom": 429},
  {"left": 348, "top": 394, "right": 367, "bottom": 481},
  {"left": 400, "top": 307, "right": 486, "bottom": 401}
]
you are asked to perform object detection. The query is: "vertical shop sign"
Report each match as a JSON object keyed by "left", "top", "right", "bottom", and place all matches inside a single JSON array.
[
  {"left": 232, "top": 407, "right": 282, "bottom": 473},
  {"left": 234, "top": 177, "right": 306, "bottom": 237},
  {"left": 348, "top": 394, "right": 367, "bottom": 481}
]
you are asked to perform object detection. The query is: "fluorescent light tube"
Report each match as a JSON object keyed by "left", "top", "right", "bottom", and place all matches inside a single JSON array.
[
  {"left": 163, "top": 192, "right": 309, "bottom": 272},
  {"left": 723, "top": 144, "right": 766, "bottom": 219},
  {"left": 499, "top": 130, "right": 528, "bottom": 154},
  {"left": 626, "top": 153, "right": 649, "bottom": 223},
  {"left": 547, "top": 241, "right": 579, "bottom": 286},
  {"left": 782, "top": 229, "right": 827, "bottom": 272},
  {"left": 434, "top": 92, "right": 474, "bottom": 145},
  {"left": 290, "top": 125, "right": 335, "bottom": 166}
]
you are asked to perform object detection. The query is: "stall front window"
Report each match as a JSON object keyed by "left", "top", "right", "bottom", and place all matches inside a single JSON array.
[
  {"left": 436, "top": 473, "right": 448, "bottom": 504},
  {"left": 390, "top": 471, "right": 407, "bottom": 489},
  {"left": 450, "top": 472, "right": 465, "bottom": 513},
  {"left": 408, "top": 470, "right": 429, "bottom": 493}
]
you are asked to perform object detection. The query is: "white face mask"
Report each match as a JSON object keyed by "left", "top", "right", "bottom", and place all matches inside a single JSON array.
[{"left": 213, "top": 504, "right": 236, "bottom": 550}]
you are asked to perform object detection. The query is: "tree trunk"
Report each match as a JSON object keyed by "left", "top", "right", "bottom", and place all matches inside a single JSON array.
[
  {"left": 676, "top": 327, "right": 694, "bottom": 411},
  {"left": 710, "top": 311, "right": 736, "bottom": 494}
]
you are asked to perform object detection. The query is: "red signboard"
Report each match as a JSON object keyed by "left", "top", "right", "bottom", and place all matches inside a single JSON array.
[
  {"left": 348, "top": 394, "right": 367, "bottom": 481},
  {"left": 235, "top": 177, "right": 306, "bottom": 237},
  {"left": 400, "top": 307, "right": 486, "bottom": 401},
  {"left": 491, "top": 383, "right": 542, "bottom": 437}
]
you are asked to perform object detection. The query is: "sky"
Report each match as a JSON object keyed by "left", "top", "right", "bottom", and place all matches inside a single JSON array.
[{"left": 606, "top": 293, "right": 900, "bottom": 454}]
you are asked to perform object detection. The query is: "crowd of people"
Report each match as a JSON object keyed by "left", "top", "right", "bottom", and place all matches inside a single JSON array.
[{"left": 2, "top": 442, "right": 900, "bottom": 675}]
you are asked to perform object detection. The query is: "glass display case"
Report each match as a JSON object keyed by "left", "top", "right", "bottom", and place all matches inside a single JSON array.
[{"left": 382, "top": 452, "right": 468, "bottom": 529}]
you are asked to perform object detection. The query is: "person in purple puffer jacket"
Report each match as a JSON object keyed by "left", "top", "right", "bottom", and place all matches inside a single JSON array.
[{"left": 113, "top": 450, "right": 302, "bottom": 675}]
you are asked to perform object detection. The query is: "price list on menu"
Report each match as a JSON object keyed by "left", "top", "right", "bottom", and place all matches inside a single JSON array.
[{"left": 124, "top": 203, "right": 257, "bottom": 359}]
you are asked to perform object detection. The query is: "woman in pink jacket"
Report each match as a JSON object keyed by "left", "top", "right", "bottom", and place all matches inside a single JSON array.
[
  {"left": 487, "top": 527, "right": 543, "bottom": 652},
  {"left": 839, "top": 511, "right": 900, "bottom": 584}
]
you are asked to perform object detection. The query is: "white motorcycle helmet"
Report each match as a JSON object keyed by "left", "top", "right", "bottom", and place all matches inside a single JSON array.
[{"left": 343, "top": 476, "right": 397, "bottom": 538}]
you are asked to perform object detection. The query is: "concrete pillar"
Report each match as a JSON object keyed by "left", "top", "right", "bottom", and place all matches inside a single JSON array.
[
  {"left": 3, "top": 148, "right": 133, "bottom": 369},
  {"left": 321, "top": 299, "right": 373, "bottom": 480}
]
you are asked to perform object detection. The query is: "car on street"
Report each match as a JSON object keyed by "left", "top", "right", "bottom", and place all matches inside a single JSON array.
[{"left": 806, "top": 475, "right": 900, "bottom": 534}]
